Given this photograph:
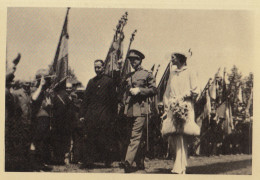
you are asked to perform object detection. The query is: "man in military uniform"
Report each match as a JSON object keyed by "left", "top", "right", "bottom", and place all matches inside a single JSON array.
[{"left": 122, "top": 49, "right": 157, "bottom": 173}]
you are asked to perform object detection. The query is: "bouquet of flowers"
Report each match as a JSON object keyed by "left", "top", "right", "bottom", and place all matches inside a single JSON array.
[{"left": 169, "top": 100, "right": 189, "bottom": 133}]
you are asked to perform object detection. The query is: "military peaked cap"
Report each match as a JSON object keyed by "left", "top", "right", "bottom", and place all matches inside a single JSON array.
[{"left": 128, "top": 49, "right": 145, "bottom": 60}]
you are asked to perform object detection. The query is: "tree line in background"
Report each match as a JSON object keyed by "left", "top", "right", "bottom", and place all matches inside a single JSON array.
[{"left": 225, "top": 65, "right": 253, "bottom": 119}]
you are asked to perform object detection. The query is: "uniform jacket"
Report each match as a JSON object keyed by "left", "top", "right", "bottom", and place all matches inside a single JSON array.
[
  {"left": 12, "top": 88, "right": 31, "bottom": 125},
  {"left": 123, "top": 66, "right": 157, "bottom": 117}
]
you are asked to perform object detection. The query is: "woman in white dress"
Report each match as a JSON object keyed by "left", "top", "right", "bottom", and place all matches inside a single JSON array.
[{"left": 162, "top": 51, "right": 200, "bottom": 174}]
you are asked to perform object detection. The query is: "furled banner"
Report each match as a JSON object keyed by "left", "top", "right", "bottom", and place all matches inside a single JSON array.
[{"left": 50, "top": 8, "right": 70, "bottom": 88}]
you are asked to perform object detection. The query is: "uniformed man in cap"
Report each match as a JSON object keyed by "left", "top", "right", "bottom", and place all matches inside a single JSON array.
[{"left": 122, "top": 49, "right": 157, "bottom": 173}]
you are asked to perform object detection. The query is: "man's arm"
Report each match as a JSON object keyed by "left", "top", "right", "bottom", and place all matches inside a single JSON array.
[{"left": 138, "top": 72, "right": 157, "bottom": 97}]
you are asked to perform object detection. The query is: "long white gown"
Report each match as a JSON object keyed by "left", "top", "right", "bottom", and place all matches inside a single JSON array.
[{"left": 163, "top": 63, "right": 199, "bottom": 174}]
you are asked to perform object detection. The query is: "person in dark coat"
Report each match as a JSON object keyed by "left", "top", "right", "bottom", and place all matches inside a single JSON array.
[
  {"left": 51, "top": 81, "right": 73, "bottom": 165},
  {"left": 9, "top": 83, "right": 32, "bottom": 171},
  {"left": 79, "top": 59, "right": 117, "bottom": 168},
  {"left": 5, "top": 54, "right": 24, "bottom": 171},
  {"left": 68, "top": 84, "right": 84, "bottom": 164},
  {"left": 31, "top": 70, "right": 52, "bottom": 170}
]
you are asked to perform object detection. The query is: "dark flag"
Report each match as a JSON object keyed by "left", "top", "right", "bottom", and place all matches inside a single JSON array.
[
  {"left": 216, "top": 100, "right": 234, "bottom": 135},
  {"left": 104, "top": 12, "right": 128, "bottom": 78},
  {"left": 157, "top": 63, "right": 170, "bottom": 104},
  {"left": 154, "top": 64, "right": 160, "bottom": 79},
  {"left": 222, "top": 67, "right": 227, "bottom": 101},
  {"left": 118, "top": 30, "right": 137, "bottom": 113},
  {"left": 150, "top": 64, "right": 160, "bottom": 113},
  {"left": 50, "top": 8, "right": 70, "bottom": 88},
  {"left": 121, "top": 55, "right": 131, "bottom": 80},
  {"left": 150, "top": 64, "right": 155, "bottom": 74},
  {"left": 121, "top": 29, "right": 137, "bottom": 80}
]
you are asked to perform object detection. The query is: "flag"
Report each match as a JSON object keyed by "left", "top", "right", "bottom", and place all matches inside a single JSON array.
[
  {"left": 121, "top": 29, "right": 137, "bottom": 80},
  {"left": 104, "top": 12, "right": 127, "bottom": 78},
  {"left": 204, "top": 89, "right": 211, "bottom": 121},
  {"left": 225, "top": 100, "right": 234, "bottom": 134},
  {"left": 222, "top": 67, "right": 227, "bottom": 101},
  {"left": 237, "top": 85, "right": 243, "bottom": 103},
  {"left": 245, "top": 88, "right": 253, "bottom": 118},
  {"left": 151, "top": 64, "right": 155, "bottom": 74},
  {"left": 216, "top": 100, "right": 233, "bottom": 135},
  {"left": 154, "top": 64, "right": 160, "bottom": 79},
  {"left": 51, "top": 8, "right": 70, "bottom": 88},
  {"left": 121, "top": 54, "right": 131, "bottom": 79},
  {"left": 157, "top": 63, "right": 171, "bottom": 103},
  {"left": 209, "top": 78, "right": 216, "bottom": 100},
  {"left": 118, "top": 30, "right": 136, "bottom": 110},
  {"left": 104, "top": 36, "right": 124, "bottom": 77}
]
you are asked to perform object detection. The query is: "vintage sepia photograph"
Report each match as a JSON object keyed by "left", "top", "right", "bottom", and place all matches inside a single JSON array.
[{"left": 5, "top": 7, "right": 254, "bottom": 174}]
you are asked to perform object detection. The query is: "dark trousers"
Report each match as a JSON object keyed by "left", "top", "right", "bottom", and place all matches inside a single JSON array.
[
  {"left": 125, "top": 116, "right": 147, "bottom": 166},
  {"left": 33, "top": 116, "right": 51, "bottom": 164},
  {"left": 51, "top": 129, "right": 71, "bottom": 163},
  {"left": 82, "top": 126, "right": 114, "bottom": 164},
  {"left": 5, "top": 121, "right": 32, "bottom": 171},
  {"left": 71, "top": 127, "right": 84, "bottom": 163}
]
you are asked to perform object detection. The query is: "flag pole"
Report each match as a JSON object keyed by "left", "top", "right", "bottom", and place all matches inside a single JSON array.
[
  {"left": 147, "top": 99, "right": 149, "bottom": 152},
  {"left": 154, "top": 64, "right": 160, "bottom": 79}
]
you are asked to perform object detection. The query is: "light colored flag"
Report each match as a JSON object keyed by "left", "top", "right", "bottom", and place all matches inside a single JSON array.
[
  {"left": 204, "top": 89, "right": 211, "bottom": 121},
  {"left": 237, "top": 85, "right": 243, "bottom": 103},
  {"left": 245, "top": 88, "right": 253, "bottom": 118},
  {"left": 225, "top": 101, "right": 234, "bottom": 134},
  {"left": 209, "top": 78, "right": 216, "bottom": 100},
  {"left": 51, "top": 8, "right": 70, "bottom": 88}
]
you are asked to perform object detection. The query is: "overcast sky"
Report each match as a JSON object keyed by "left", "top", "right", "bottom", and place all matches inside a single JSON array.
[{"left": 7, "top": 8, "right": 254, "bottom": 89}]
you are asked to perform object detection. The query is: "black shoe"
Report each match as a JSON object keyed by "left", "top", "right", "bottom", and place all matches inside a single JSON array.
[
  {"left": 40, "top": 164, "right": 53, "bottom": 172},
  {"left": 119, "top": 161, "right": 125, "bottom": 169},
  {"left": 136, "top": 163, "right": 145, "bottom": 170},
  {"left": 123, "top": 161, "right": 136, "bottom": 173}
]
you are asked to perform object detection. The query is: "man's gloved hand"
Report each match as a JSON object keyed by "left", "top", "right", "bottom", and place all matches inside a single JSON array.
[{"left": 129, "top": 87, "right": 141, "bottom": 96}]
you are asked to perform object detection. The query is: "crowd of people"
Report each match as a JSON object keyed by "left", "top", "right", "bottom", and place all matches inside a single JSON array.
[{"left": 5, "top": 50, "right": 252, "bottom": 173}]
